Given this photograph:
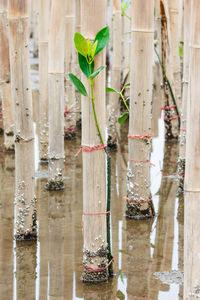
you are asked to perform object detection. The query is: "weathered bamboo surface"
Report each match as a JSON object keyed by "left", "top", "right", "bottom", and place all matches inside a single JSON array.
[
  {"left": 64, "top": 1, "right": 77, "bottom": 139},
  {"left": 8, "top": 0, "right": 36, "bottom": 239},
  {"left": 160, "top": 0, "right": 180, "bottom": 140},
  {"left": 178, "top": 0, "right": 191, "bottom": 190},
  {"left": 81, "top": 0, "right": 108, "bottom": 282},
  {"left": 127, "top": 0, "right": 155, "bottom": 218},
  {"left": 184, "top": 1, "right": 200, "bottom": 297},
  {"left": 0, "top": 0, "right": 14, "bottom": 151},
  {"left": 107, "top": 0, "right": 121, "bottom": 149},
  {"left": 47, "top": 0, "right": 65, "bottom": 190},
  {"left": 38, "top": 0, "right": 50, "bottom": 161}
]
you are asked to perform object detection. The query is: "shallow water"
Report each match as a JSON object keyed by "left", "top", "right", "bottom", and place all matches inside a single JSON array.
[
  {"left": 0, "top": 116, "right": 183, "bottom": 299},
  {"left": 0, "top": 43, "right": 183, "bottom": 300}
]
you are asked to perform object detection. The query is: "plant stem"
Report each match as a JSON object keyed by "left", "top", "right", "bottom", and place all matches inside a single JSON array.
[
  {"left": 89, "top": 63, "right": 106, "bottom": 149},
  {"left": 154, "top": 46, "right": 180, "bottom": 128},
  {"left": 120, "top": 91, "right": 130, "bottom": 113}
]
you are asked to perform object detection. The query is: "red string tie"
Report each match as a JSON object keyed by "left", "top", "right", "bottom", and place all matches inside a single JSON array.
[
  {"left": 164, "top": 115, "right": 180, "bottom": 121},
  {"left": 160, "top": 104, "right": 177, "bottom": 117},
  {"left": 128, "top": 132, "right": 154, "bottom": 139},
  {"left": 75, "top": 144, "right": 107, "bottom": 157},
  {"left": 180, "top": 128, "right": 187, "bottom": 132},
  {"left": 128, "top": 159, "right": 155, "bottom": 167},
  {"left": 83, "top": 256, "right": 114, "bottom": 273}
]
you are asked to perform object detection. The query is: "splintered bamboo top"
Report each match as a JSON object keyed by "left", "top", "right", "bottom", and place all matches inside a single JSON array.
[
  {"left": 132, "top": 0, "right": 154, "bottom": 30},
  {"left": 8, "top": 0, "right": 28, "bottom": 18}
]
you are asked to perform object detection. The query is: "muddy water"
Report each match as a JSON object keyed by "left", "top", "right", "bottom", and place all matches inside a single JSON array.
[
  {"left": 0, "top": 116, "right": 183, "bottom": 300},
  {"left": 0, "top": 44, "right": 183, "bottom": 299}
]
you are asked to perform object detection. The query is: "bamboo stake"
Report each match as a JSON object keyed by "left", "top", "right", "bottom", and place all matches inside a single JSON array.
[
  {"left": 107, "top": 0, "right": 122, "bottom": 150},
  {"left": 126, "top": 0, "right": 155, "bottom": 219},
  {"left": 122, "top": 1, "right": 131, "bottom": 82},
  {"left": 8, "top": 0, "right": 37, "bottom": 240},
  {"left": 184, "top": 1, "right": 200, "bottom": 296},
  {"left": 38, "top": 0, "right": 50, "bottom": 162},
  {"left": 46, "top": 0, "right": 65, "bottom": 191},
  {"left": 0, "top": 0, "right": 14, "bottom": 151},
  {"left": 178, "top": 0, "right": 191, "bottom": 191},
  {"left": 74, "top": 0, "right": 81, "bottom": 125},
  {"left": 64, "top": 1, "right": 77, "bottom": 140},
  {"left": 30, "top": 0, "right": 39, "bottom": 57},
  {"left": 80, "top": 0, "right": 109, "bottom": 283},
  {"left": 160, "top": 0, "right": 180, "bottom": 140}
]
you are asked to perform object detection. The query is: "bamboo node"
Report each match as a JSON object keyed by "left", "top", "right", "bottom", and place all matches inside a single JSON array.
[
  {"left": 131, "top": 28, "right": 154, "bottom": 33},
  {"left": 190, "top": 44, "right": 200, "bottom": 49},
  {"left": 169, "top": 9, "right": 179, "bottom": 14}
]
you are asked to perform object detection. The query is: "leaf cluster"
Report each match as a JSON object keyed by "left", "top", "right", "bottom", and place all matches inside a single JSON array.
[{"left": 68, "top": 27, "right": 109, "bottom": 96}]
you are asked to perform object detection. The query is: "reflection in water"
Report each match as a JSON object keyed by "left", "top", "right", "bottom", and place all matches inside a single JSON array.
[{"left": 0, "top": 116, "right": 184, "bottom": 299}]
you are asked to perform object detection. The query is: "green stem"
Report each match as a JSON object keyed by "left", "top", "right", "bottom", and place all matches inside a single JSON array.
[
  {"left": 120, "top": 91, "right": 130, "bottom": 113},
  {"left": 154, "top": 46, "right": 180, "bottom": 128},
  {"left": 89, "top": 63, "right": 106, "bottom": 150}
]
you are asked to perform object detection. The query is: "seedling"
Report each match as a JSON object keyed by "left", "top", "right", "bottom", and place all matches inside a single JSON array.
[
  {"left": 121, "top": 0, "right": 131, "bottom": 20},
  {"left": 69, "top": 27, "right": 113, "bottom": 275},
  {"left": 69, "top": 26, "right": 109, "bottom": 148},
  {"left": 106, "top": 83, "right": 130, "bottom": 124}
]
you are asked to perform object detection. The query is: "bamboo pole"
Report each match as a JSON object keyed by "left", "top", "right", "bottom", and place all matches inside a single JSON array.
[
  {"left": 8, "top": 0, "right": 37, "bottom": 240},
  {"left": 46, "top": 0, "right": 65, "bottom": 190},
  {"left": 107, "top": 0, "right": 121, "bottom": 150},
  {"left": 184, "top": 1, "right": 200, "bottom": 297},
  {"left": 38, "top": 0, "right": 50, "bottom": 162},
  {"left": 74, "top": 0, "right": 81, "bottom": 125},
  {"left": 81, "top": 0, "right": 109, "bottom": 283},
  {"left": 30, "top": 0, "right": 39, "bottom": 57},
  {"left": 167, "top": 0, "right": 182, "bottom": 110},
  {"left": 122, "top": 2, "right": 131, "bottom": 82},
  {"left": 178, "top": 0, "right": 191, "bottom": 191},
  {"left": 0, "top": 0, "right": 14, "bottom": 151},
  {"left": 160, "top": 0, "right": 180, "bottom": 140},
  {"left": 64, "top": 1, "right": 77, "bottom": 140},
  {"left": 126, "top": 0, "right": 155, "bottom": 219}
]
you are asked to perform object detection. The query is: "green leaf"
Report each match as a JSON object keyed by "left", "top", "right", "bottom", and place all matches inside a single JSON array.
[
  {"left": 74, "top": 32, "right": 88, "bottom": 57},
  {"left": 150, "top": 243, "right": 155, "bottom": 249},
  {"left": 124, "top": 82, "right": 130, "bottom": 87},
  {"left": 78, "top": 53, "right": 94, "bottom": 78},
  {"left": 94, "top": 26, "right": 110, "bottom": 56},
  {"left": 179, "top": 46, "right": 183, "bottom": 58},
  {"left": 106, "top": 87, "right": 119, "bottom": 94},
  {"left": 68, "top": 73, "right": 88, "bottom": 96},
  {"left": 119, "top": 249, "right": 127, "bottom": 254},
  {"left": 122, "top": 0, "right": 130, "bottom": 11},
  {"left": 180, "top": 41, "right": 184, "bottom": 45},
  {"left": 116, "top": 290, "right": 125, "bottom": 300},
  {"left": 89, "top": 66, "right": 105, "bottom": 79},
  {"left": 118, "top": 113, "right": 128, "bottom": 124},
  {"left": 91, "top": 40, "right": 98, "bottom": 58}
]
